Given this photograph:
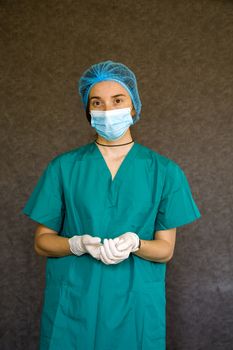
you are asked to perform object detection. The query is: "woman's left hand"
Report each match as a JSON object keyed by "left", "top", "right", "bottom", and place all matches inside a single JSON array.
[
  {"left": 99, "top": 232, "right": 140, "bottom": 265},
  {"left": 115, "top": 232, "right": 140, "bottom": 252}
]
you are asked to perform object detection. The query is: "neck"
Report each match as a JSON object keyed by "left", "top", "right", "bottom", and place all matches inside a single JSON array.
[
  {"left": 96, "top": 129, "right": 133, "bottom": 146},
  {"left": 95, "top": 129, "right": 134, "bottom": 156}
]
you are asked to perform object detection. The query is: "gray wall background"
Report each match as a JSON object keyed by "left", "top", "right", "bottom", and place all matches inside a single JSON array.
[{"left": 1, "top": 0, "right": 232, "bottom": 349}]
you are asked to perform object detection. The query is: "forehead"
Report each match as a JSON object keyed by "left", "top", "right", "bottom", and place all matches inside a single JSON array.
[{"left": 89, "top": 80, "right": 130, "bottom": 98}]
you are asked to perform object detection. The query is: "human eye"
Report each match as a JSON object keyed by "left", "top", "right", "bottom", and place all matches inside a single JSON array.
[
  {"left": 114, "top": 98, "right": 124, "bottom": 104},
  {"left": 91, "top": 100, "right": 102, "bottom": 107}
]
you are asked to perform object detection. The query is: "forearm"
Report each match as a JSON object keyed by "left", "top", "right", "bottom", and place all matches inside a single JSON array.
[
  {"left": 133, "top": 239, "right": 173, "bottom": 263},
  {"left": 35, "top": 233, "right": 72, "bottom": 257}
]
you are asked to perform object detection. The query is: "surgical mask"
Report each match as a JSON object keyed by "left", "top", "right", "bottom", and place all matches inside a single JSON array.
[{"left": 90, "top": 107, "right": 134, "bottom": 141}]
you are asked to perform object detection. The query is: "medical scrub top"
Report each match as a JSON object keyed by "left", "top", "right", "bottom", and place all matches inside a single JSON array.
[{"left": 21, "top": 141, "right": 201, "bottom": 350}]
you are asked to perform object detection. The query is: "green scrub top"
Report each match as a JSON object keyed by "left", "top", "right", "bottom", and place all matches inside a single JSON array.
[{"left": 21, "top": 141, "right": 201, "bottom": 350}]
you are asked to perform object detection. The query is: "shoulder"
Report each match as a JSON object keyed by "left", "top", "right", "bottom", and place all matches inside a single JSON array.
[
  {"left": 47, "top": 142, "right": 93, "bottom": 169},
  {"left": 137, "top": 143, "right": 186, "bottom": 193},
  {"left": 136, "top": 142, "right": 183, "bottom": 175}
]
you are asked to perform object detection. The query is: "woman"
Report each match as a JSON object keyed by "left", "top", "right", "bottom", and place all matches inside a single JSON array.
[{"left": 22, "top": 60, "right": 202, "bottom": 350}]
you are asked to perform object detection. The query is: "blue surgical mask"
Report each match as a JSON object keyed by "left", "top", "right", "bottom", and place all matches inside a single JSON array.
[{"left": 90, "top": 107, "right": 134, "bottom": 141}]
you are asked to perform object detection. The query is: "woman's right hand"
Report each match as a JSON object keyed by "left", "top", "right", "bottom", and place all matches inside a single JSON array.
[{"left": 99, "top": 237, "right": 131, "bottom": 265}]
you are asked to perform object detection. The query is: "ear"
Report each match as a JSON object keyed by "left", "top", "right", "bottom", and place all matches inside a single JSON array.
[{"left": 131, "top": 107, "right": 136, "bottom": 117}]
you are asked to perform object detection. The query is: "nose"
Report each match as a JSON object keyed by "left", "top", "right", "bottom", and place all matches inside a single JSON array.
[
  {"left": 102, "top": 104, "right": 133, "bottom": 111},
  {"left": 102, "top": 103, "right": 115, "bottom": 111}
]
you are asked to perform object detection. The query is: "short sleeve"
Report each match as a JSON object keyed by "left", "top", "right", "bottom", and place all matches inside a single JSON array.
[
  {"left": 154, "top": 161, "right": 202, "bottom": 231},
  {"left": 21, "top": 158, "right": 65, "bottom": 232}
]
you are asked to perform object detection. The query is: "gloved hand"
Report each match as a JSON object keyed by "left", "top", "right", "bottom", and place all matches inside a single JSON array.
[
  {"left": 115, "top": 232, "right": 140, "bottom": 252},
  {"left": 68, "top": 234, "right": 102, "bottom": 260},
  {"left": 99, "top": 237, "right": 131, "bottom": 265},
  {"left": 99, "top": 232, "right": 140, "bottom": 265}
]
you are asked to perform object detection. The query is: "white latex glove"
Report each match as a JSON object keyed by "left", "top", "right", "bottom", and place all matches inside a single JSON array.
[
  {"left": 115, "top": 232, "right": 140, "bottom": 253},
  {"left": 68, "top": 234, "right": 102, "bottom": 260},
  {"left": 99, "top": 237, "right": 131, "bottom": 265}
]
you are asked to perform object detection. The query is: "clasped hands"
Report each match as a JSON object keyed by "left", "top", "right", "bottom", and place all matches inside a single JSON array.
[{"left": 68, "top": 232, "right": 140, "bottom": 265}]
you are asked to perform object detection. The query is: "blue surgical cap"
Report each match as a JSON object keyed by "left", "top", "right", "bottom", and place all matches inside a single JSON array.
[{"left": 78, "top": 60, "right": 142, "bottom": 125}]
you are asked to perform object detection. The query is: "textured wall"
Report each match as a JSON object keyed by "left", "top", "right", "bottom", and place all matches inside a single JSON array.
[{"left": 1, "top": 0, "right": 232, "bottom": 349}]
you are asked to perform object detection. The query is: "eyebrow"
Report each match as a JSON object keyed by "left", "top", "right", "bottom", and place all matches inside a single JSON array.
[{"left": 89, "top": 94, "right": 127, "bottom": 100}]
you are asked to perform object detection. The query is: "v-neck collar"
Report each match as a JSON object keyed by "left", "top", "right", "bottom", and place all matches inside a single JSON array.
[{"left": 91, "top": 141, "right": 139, "bottom": 185}]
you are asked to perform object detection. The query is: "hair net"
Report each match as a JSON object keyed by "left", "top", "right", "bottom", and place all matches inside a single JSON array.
[{"left": 78, "top": 60, "right": 142, "bottom": 125}]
